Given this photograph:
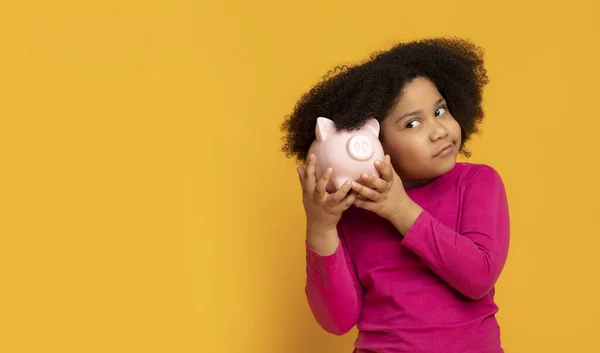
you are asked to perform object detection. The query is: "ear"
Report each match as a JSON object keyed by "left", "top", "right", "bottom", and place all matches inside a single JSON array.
[
  {"left": 315, "top": 117, "right": 336, "bottom": 142},
  {"left": 364, "top": 118, "right": 380, "bottom": 136}
]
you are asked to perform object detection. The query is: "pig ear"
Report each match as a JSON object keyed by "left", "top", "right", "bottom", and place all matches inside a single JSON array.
[
  {"left": 364, "top": 118, "right": 380, "bottom": 136},
  {"left": 315, "top": 117, "right": 336, "bottom": 142}
]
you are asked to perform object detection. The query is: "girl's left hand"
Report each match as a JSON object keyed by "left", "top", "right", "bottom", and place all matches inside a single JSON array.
[{"left": 351, "top": 155, "right": 412, "bottom": 221}]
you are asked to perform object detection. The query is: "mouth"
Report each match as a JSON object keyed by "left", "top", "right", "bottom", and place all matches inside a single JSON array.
[{"left": 433, "top": 143, "right": 454, "bottom": 158}]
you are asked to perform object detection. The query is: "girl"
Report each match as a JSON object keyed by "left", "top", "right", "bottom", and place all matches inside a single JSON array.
[{"left": 281, "top": 37, "right": 510, "bottom": 353}]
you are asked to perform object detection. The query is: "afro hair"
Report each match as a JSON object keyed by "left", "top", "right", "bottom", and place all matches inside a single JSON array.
[{"left": 280, "top": 37, "right": 489, "bottom": 163}]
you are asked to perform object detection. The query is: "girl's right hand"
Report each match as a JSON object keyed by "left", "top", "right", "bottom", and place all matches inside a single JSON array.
[{"left": 297, "top": 154, "right": 358, "bottom": 234}]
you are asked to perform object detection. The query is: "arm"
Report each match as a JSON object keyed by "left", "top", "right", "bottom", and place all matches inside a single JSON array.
[
  {"left": 305, "top": 224, "right": 363, "bottom": 335},
  {"left": 398, "top": 166, "right": 510, "bottom": 299}
]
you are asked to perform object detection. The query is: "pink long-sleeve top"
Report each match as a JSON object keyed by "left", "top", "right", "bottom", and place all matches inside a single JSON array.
[{"left": 305, "top": 162, "right": 510, "bottom": 353}]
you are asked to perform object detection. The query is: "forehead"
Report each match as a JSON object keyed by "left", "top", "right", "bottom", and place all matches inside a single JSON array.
[{"left": 397, "top": 77, "right": 442, "bottom": 106}]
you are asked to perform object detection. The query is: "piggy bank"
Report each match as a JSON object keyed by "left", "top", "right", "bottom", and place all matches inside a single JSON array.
[{"left": 307, "top": 117, "right": 385, "bottom": 193}]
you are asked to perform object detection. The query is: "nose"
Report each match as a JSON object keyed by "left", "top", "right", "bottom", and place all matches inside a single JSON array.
[{"left": 429, "top": 120, "right": 449, "bottom": 141}]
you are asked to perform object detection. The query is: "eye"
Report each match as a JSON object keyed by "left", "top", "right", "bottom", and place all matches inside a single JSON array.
[
  {"left": 435, "top": 106, "right": 447, "bottom": 117},
  {"left": 405, "top": 120, "right": 421, "bottom": 128}
]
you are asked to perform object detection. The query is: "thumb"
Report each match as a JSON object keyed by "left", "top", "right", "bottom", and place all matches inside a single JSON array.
[{"left": 297, "top": 167, "right": 305, "bottom": 183}]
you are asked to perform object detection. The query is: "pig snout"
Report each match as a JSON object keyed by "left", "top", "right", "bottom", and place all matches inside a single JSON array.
[{"left": 347, "top": 135, "right": 375, "bottom": 161}]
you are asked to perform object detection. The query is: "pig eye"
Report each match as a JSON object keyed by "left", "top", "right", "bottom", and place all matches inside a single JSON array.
[{"left": 406, "top": 120, "right": 421, "bottom": 128}]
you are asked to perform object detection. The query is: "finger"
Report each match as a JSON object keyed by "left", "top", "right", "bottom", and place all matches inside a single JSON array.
[
  {"left": 361, "top": 173, "right": 388, "bottom": 193},
  {"left": 341, "top": 190, "right": 359, "bottom": 209},
  {"left": 304, "top": 154, "right": 317, "bottom": 189},
  {"left": 353, "top": 197, "right": 374, "bottom": 211},
  {"left": 351, "top": 181, "right": 380, "bottom": 201},
  {"left": 297, "top": 167, "right": 308, "bottom": 196},
  {"left": 315, "top": 167, "right": 333, "bottom": 198},
  {"left": 375, "top": 156, "right": 394, "bottom": 182},
  {"left": 333, "top": 190, "right": 358, "bottom": 211},
  {"left": 385, "top": 155, "right": 396, "bottom": 181},
  {"left": 330, "top": 180, "right": 352, "bottom": 204}
]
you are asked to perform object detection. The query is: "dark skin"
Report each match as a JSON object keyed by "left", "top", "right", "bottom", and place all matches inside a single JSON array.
[
  {"left": 298, "top": 152, "right": 421, "bottom": 255},
  {"left": 286, "top": 37, "right": 488, "bottom": 255},
  {"left": 298, "top": 77, "right": 462, "bottom": 255},
  {"left": 297, "top": 155, "right": 357, "bottom": 255}
]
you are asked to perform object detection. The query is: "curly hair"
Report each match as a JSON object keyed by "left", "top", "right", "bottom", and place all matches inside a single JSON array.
[{"left": 280, "top": 37, "right": 489, "bottom": 163}]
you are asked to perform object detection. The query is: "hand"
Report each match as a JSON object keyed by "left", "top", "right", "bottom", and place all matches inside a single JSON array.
[
  {"left": 297, "top": 154, "right": 358, "bottom": 233},
  {"left": 350, "top": 155, "right": 418, "bottom": 223}
]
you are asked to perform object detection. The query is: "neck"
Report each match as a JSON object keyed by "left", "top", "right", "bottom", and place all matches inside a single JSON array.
[{"left": 402, "top": 177, "right": 436, "bottom": 189}]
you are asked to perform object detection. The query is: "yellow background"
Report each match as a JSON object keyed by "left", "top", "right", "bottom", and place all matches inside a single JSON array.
[{"left": 1, "top": 0, "right": 598, "bottom": 352}]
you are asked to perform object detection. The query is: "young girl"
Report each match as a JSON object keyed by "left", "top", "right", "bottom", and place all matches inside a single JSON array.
[{"left": 281, "top": 37, "right": 510, "bottom": 353}]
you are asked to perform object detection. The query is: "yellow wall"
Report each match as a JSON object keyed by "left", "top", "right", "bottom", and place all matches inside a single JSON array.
[{"left": 2, "top": 0, "right": 599, "bottom": 352}]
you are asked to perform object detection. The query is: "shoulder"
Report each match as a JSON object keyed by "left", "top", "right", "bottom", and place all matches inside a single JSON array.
[
  {"left": 457, "top": 162, "right": 503, "bottom": 181},
  {"left": 454, "top": 162, "right": 507, "bottom": 193}
]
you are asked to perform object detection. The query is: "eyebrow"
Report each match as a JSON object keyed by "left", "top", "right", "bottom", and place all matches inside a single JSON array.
[{"left": 396, "top": 98, "right": 446, "bottom": 123}]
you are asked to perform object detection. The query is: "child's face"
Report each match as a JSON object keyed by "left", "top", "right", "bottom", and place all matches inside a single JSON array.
[{"left": 381, "top": 77, "right": 461, "bottom": 186}]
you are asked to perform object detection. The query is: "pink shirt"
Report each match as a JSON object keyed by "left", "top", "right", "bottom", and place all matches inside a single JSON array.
[{"left": 305, "top": 162, "right": 510, "bottom": 353}]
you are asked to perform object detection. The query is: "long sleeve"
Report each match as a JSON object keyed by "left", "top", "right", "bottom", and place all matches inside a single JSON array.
[
  {"left": 305, "top": 224, "right": 363, "bottom": 335},
  {"left": 402, "top": 165, "right": 510, "bottom": 300}
]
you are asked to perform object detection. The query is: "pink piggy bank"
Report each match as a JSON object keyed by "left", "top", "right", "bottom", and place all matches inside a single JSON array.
[{"left": 307, "top": 117, "right": 385, "bottom": 193}]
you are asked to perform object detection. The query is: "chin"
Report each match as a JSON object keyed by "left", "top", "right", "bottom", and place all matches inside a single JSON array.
[
  {"left": 439, "top": 156, "right": 457, "bottom": 171},
  {"left": 403, "top": 161, "right": 455, "bottom": 183},
  {"left": 395, "top": 155, "right": 457, "bottom": 183},
  {"left": 426, "top": 157, "right": 457, "bottom": 179}
]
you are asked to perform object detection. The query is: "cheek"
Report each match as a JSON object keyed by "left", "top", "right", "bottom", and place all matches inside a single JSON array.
[
  {"left": 449, "top": 118, "right": 462, "bottom": 140},
  {"left": 383, "top": 134, "right": 426, "bottom": 164}
]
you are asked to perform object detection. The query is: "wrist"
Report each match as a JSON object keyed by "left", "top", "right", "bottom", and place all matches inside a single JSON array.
[
  {"left": 305, "top": 224, "right": 340, "bottom": 256},
  {"left": 306, "top": 219, "right": 337, "bottom": 235},
  {"left": 389, "top": 199, "right": 423, "bottom": 236}
]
